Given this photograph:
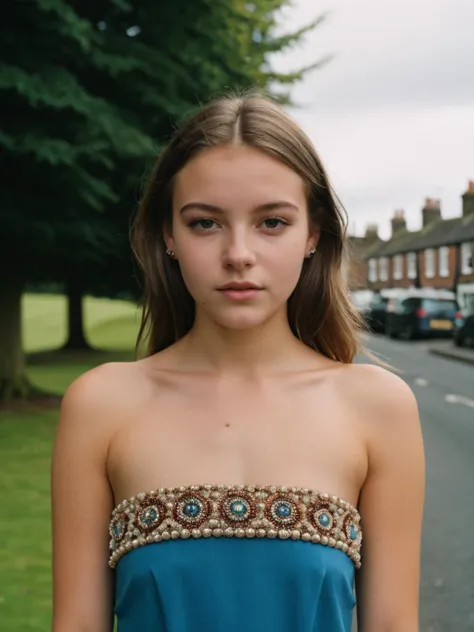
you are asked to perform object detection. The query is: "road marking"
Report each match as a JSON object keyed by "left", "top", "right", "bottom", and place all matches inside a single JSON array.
[
  {"left": 415, "top": 378, "right": 429, "bottom": 387},
  {"left": 445, "top": 394, "right": 474, "bottom": 409}
]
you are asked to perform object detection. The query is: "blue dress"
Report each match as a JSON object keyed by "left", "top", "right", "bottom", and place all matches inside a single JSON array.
[{"left": 109, "top": 484, "right": 362, "bottom": 632}]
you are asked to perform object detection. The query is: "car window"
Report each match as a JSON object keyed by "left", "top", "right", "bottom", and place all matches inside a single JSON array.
[
  {"left": 370, "top": 297, "right": 388, "bottom": 308},
  {"left": 422, "top": 299, "right": 457, "bottom": 312},
  {"left": 401, "top": 298, "right": 419, "bottom": 310}
]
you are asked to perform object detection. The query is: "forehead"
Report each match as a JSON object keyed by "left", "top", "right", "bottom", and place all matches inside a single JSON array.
[{"left": 173, "top": 144, "right": 306, "bottom": 208}]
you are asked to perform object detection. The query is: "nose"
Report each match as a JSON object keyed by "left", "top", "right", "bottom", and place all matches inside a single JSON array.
[{"left": 222, "top": 230, "right": 256, "bottom": 271}]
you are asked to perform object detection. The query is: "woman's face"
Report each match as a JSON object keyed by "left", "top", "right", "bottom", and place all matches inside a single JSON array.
[{"left": 166, "top": 144, "right": 319, "bottom": 331}]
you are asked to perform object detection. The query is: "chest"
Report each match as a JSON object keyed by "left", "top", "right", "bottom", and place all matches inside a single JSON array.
[{"left": 108, "top": 379, "right": 366, "bottom": 504}]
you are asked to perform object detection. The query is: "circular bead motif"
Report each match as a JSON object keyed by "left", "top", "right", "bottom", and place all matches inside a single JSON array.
[
  {"left": 318, "top": 512, "right": 332, "bottom": 529},
  {"left": 307, "top": 502, "right": 334, "bottom": 532},
  {"left": 183, "top": 502, "right": 201, "bottom": 518},
  {"left": 266, "top": 495, "right": 300, "bottom": 527},
  {"left": 220, "top": 492, "right": 256, "bottom": 526},
  {"left": 348, "top": 523, "right": 359, "bottom": 541},
  {"left": 230, "top": 500, "right": 248, "bottom": 518},
  {"left": 110, "top": 517, "right": 126, "bottom": 542},
  {"left": 342, "top": 514, "right": 361, "bottom": 546},
  {"left": 136, "top": 504, "right": 163, "bottom": 533},
  {"left": 174, "top": 493, "right": 211, "bottom": 528}
]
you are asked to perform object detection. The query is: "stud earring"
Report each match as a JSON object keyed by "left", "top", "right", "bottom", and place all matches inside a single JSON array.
[
  {"left": 166, "top": 249, "right": 175, "bottom": 259},
  {"left": 307, "top": 246, "right": 317, "bottom": 257}
]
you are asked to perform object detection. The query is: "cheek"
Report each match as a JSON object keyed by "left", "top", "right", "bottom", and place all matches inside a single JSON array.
[
  {"left": 176, "top": 252, "right": 212, "bottom": 298},
  {"left": 268, "top": 240, "right": 306, "bottom": 283}
]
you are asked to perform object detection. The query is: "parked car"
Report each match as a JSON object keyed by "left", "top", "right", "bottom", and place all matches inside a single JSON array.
[
  {"left": 365, "top": 294, "right": 390, "bottom": 333},
  {"left": 350, "top": 290, "right": 373, "bottom": 329},
  {"left": 453, "top": 308, "right": 474, "bottom": 347},
  {"left": 385, "top": 290, "right": 459, "bottom": 339}
]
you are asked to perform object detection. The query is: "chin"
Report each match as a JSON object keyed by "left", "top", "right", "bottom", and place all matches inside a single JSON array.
[
  {"left": 209, "top": 306, "right": 282, "bottom": 331},
  {"left": 214, "top": 315, "right": 266, "bottom": 331}
]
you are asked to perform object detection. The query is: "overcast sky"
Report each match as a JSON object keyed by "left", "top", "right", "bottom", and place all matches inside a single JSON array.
[{"left": 274, "top": 0, "right": 474, "bottom": 238}]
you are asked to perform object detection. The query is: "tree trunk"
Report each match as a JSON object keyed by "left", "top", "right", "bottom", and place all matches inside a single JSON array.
[
  {"left": 0, "top": 274, "right": 30, "bottom": 402},
  {"left": 62, "top": 280, "right": 92, "bottom": 350}
]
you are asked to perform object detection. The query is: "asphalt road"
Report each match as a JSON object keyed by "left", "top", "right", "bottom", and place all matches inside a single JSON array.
[{"left": 359, "top": 333, "right": 474, "bottom": 631}]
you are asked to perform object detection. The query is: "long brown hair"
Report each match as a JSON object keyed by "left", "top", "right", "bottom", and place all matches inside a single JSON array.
[{"left": 131, "top": 92, "right": 364, "bottom": 362}]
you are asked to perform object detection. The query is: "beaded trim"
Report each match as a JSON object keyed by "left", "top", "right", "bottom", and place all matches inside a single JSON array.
[{"left": 109, "top": 484, "right": 362, "bottom": 569}]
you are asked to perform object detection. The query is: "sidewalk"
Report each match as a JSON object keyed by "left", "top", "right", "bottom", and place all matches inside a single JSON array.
[{"left": 429, "top": 340, "right": 474, "bottom": 366}]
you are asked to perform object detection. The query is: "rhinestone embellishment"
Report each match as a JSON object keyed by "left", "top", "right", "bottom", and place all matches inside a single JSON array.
[
  {"left": 134, "top": 500, "right": 165, "bottom": 534},
  {"left": 174, "top": 494, "right": 211, "bottom": 528},
  {"left": 220, "top": 492, "right": 256, "bottom": 526},
  {"left": 267, "top": 495, "right": 300, "bottom": 527},
  {"left": 317, "top": 511, "right": 332, "bottom": 529},
  {"left": 112, "top": 519, "right": 125, "bottom": 538},
  {"left": 109, "top": 484, "right": 362, "bottom": 569}
]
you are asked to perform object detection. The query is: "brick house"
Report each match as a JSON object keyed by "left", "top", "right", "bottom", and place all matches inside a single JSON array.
[
  {"left": 346, "top": 225, "right": 384, "bottom": 290},
  {"left": 362, "top": 182, "right": 474, "bottom": 304}
]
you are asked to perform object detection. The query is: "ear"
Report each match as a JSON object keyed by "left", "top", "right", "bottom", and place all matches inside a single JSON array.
[
  {"left": 305, "top": 226, "right": 321, "bottom": 257},
  {"left": 163, "top": 222, "right": 175, "bottom": 254}
]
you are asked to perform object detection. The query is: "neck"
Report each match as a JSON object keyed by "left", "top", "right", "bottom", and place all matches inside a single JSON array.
[{"left": 176, "top": 308, "right": 308, "bottom": 374}]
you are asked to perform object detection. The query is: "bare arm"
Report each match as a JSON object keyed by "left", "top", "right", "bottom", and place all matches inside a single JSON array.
[
  {"left": 354, "top": 367, "right": 425, "bottom": 632},
  {"left": 51, "top": 367, "right": 118, "bottom": 631}
]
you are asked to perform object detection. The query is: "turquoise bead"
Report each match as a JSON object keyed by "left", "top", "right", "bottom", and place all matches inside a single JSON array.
[
  {"left": 141, "top": 508, "right": 158, "bottom": 526},
  {"left": 183, "top": 502, "right": 200, "bottom": 518},
  {"left": 318, "top": 513, "right": 330, "bottom": 528},
  {"left": 276, "top": 503, "right": 291, "bottom": 518},
  {"left": 349, "top": 525, "right": 358, "bottom": 541},
  {"left": 113, "top": 522, "right": 123, "bottom": 537},
  {"left": 230, "top": 501, "right": 247, "bottom": 516}
]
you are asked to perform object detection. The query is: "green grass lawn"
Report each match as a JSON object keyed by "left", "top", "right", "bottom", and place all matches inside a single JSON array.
[{"left": 0, "top": 294, "right": 140, "bottom": 631}]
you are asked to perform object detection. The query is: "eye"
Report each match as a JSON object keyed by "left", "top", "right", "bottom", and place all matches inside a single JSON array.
[
  {"left": 188, "top": 218, "right": 218, "bottom": 231},
  {"left": 262, "top": 217, "right": 288, "bottom": 230}
]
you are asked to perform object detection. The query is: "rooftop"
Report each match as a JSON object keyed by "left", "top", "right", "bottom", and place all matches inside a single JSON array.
[{"left": 362, "top": 213, "right": 474, "bottom": 259}]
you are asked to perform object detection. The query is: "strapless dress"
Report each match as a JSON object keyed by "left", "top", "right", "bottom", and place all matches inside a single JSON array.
[{"left": 109, "top": 484, "right": 362, "bottom": 632}]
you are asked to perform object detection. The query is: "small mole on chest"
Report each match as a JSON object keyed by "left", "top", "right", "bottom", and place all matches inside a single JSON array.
[{"left": 225, "top": 423, "right": 231, "bottom": 428}]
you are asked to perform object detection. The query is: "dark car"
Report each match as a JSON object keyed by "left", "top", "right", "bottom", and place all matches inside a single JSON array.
[
  {"left": 453, "top": 308, "right": 474, "bottom": 347},
  {"left": 365, "top": 295, "right": 389, "bottom": 333},
  {"left": 385, "top": 294, "right": 458, "bottom": 340}
]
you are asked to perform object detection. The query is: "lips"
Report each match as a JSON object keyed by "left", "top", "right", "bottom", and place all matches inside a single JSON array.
[
  {"left": 218, "top": 283, "right": 261, "bottom": 291},
  {"left": 217, "top": 283, "right": 262, "bottom": 301}
]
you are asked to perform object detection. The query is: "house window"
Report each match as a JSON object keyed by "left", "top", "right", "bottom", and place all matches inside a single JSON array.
[
  {"left": 379, "top": 257, "right": 389, "bottom": 281},
  {"left": 461, "top": 242, "right": 473, "bottom": 274},
  {"left": 424, "top": 248, "right": 435, "bottom": 279},
  {"left": 438, "top": 246, "right": 449, "bottom": 277},
  {"left": 368, "top": 258, "right": 377, "bottom": 282},
  {"left": 393, "top": 255, "right": 403, "bottom": 280},
  {"left": 407, "top": 252, "right": 417, "bottom": 280}
]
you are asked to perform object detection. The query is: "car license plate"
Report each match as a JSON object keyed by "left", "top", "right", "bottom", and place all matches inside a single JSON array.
[{"left": 429, "top": 319, "right": 453, "bottom": 330}]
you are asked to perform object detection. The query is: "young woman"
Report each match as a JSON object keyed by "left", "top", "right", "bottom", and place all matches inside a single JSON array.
[{"left": 51, "top": 93, "right": 425, "bottom": 632}]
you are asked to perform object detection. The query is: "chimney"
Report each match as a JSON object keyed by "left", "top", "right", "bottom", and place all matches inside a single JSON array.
[
  {"left": 391, "top": 209, "right": 406, "bottom": 236},
  {"left": 422, "top": 198, "right": 442, "bottom": 227},
  {"left": 364, "top": 223, "right": 379, "bottom": 243},
  {"left": 462, "top": 180, "right": 474, "bottom": 217}
]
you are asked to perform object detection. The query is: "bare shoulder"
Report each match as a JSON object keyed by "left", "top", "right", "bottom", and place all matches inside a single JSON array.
[
  {"left": 335, "top": 362, "right": 419, "bottom": 425},
  {"left": 347, "top": 365, "right": 425, "bottom": 629},
  {"left": 51, "top": 360, "right": 148, "bottom": 630},
  {"left": 61, "top": 360, "right": 147, "bottom": 420}
]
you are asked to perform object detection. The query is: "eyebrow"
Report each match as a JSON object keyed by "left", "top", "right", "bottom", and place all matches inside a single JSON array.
[{"left": 179, "top": 201, "right": 300, "bottom": 214}]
